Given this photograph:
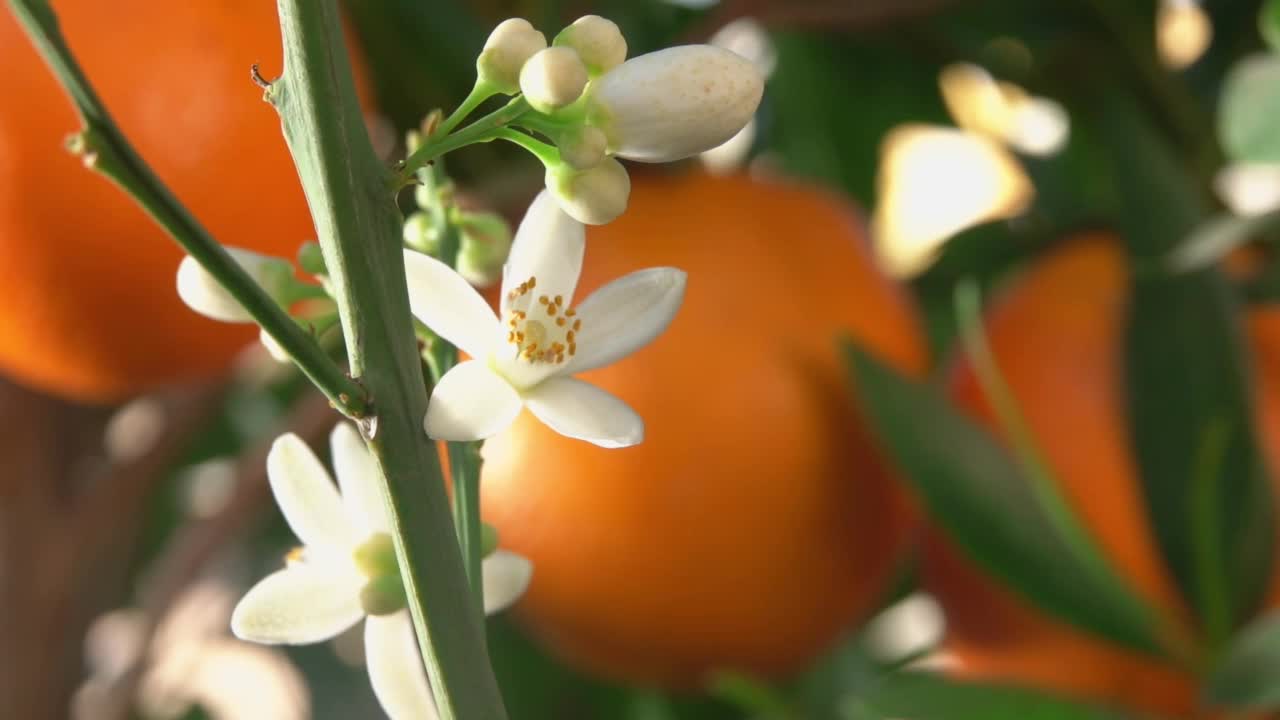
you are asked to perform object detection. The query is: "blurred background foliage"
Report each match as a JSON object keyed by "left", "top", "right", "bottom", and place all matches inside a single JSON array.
[{"left": 7, "top": 0, "right": 1280, "bottom": 718}]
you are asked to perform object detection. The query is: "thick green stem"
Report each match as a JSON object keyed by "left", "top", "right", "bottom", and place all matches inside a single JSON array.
[
  {"left": 270, "top": 1, "right": 505, "bottom": 717},
  {"left": 395, "top": 96, "right": 532, "bottom": 186},
  {"left": 417, "top": 164, "right": 487, "bottom": 613},
  {"left": 5, "top": 0, "right": 368, "bottom": 418}
]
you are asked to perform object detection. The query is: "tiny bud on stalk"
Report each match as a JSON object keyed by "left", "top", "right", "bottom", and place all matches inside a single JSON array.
[
  {"left": 403, "top": 211, "right": 442, "bottom": 255},
  {"left": 559, "top": 126, "right": 608, "bottom": 170},
  {"left": 478, "top": 18, "right": 548, "bottom": 94},
  {"left": 546, "top": 157, "right": 631, "bottom": 225},
  {"left": 456, "top": 212, "right": 514, "bottom": 287},
  {"left": 554, "top": 15, "right": 627, "bottom": 76},
  {"left": 520, "top": 47, "right": 589, "bottom": 113}
]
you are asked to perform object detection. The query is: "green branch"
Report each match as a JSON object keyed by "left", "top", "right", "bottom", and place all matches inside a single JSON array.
[
  {"left": 269, "top": 1, "right": 506, "bottom": 717},
  {"left": 394, "top": 96, "right": 532, "bottom": 187},
  {"left": 5, "top": 0, "right": 368, "bottom": 418}
]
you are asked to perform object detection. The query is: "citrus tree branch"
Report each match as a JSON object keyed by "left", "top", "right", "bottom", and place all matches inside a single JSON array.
[
  {"left": 4, "top": 0, "right": 368, "bottom": 418},
  {"left": 268, "top": 1, "right": 506, "bottom": 717}
]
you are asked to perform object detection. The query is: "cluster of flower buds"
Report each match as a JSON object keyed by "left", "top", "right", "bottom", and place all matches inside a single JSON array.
[{"left": 472, "top": 15, "right": 764, "bottom": 224}]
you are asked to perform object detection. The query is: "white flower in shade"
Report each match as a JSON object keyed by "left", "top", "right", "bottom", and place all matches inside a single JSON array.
[
  {"left": 585, "top": 44, "right": 764, "bottom": 163},
  {"left": 176, "top": 248, "right": 292, "bottom": 323},
  {"left": 231, "top": 425, "right": 532, "bottom": 720},
  {"left": 872, "top": 124, "right": 1033, "bottom": 277},
  {"left": 1216, "top": 163, "right": 1280, "bottom": 216},
  {"left": 1156, "top": 0, "right": 1211, "bottom": 70},
  {"left": 520, "top": 47, "right": 589, "bottom": 113},
  {"left": 477, "top": 18, "right": 548, "bottom": 94},
  {"left": 405, "top": 191, "right": 686, "bottom": 448},
  {"left": 938, "top": 63, "right": 1069, "bottom": 158}
]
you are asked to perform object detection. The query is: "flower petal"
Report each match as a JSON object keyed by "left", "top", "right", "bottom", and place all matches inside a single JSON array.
[
  {"left": 331, "top": 422, "right": 389, "bottom": 534},
  {"left": 568, "top": 267, "right": 686, "bottom": 373},
  {"left": 403, "top": 248, "right": 500, "bottom": 359},
  {"left": 482, "top": 550, "right": 534, "bottom": 615},
  {"left": 502, "top": 191, "right": 585, "bottom": 315},
  {"left": 364, "top": 612, "right": 438, "bottom": 720},
  {"left": 268, "top": 433, "right": 360, "bottom": 551},
  {"left": 230, "top": 563, "right": 364, "bottom": 644},
  {"left": 424, "top": 361, "right": 524, "bottom": 441},
  {"left": 523, "top": 376, "right": 643, "bottom": 448}
]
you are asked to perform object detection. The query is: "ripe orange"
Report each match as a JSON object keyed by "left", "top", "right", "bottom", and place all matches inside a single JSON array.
[
  {"left": 0, "top": 1, "right": 371, "bottom": 402},
  {"left": 924, "top": 236, "right": 1280, "bottom": 716},
  {"left": 480, "top": 171, "right": 928, "bottom": 687}
]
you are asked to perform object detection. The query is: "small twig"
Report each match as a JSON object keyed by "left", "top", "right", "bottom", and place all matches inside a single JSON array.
[{"left": 4, "top": 0, "right": 368, "bottom": 418}]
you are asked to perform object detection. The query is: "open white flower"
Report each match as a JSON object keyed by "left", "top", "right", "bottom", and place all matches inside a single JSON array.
[
  {"left": 405, "top": 191, "right": 686, "bottom": 448},
  {"left": 231, "top": 425, "right": 532, "bottom": 720}
]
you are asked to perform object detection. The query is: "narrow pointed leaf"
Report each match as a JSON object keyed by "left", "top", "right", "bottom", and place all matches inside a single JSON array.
[
  {"left": 1206, "top": 610, "right": 1280, "bottom": 709},
  {"left": 842, "top": 343, "right": 1165, "bottom": 656}
]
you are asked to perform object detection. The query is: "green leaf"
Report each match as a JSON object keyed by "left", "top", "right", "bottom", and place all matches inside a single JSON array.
[
  {"left": 1100, "top": 96, "right": 1276, "bottom": 644},
  {"left": 1220, "top": 54, "right": 1280, "bottom": 164},
  {"left": 845, "top": 672, "right": 1129, "bottom": 720},
  {"left": 841, "top": 343, "right": 1166, "bottom": 656},
  {"left": 1206, "top": 610, "right": 1280, "bottom": 709},
  {"left": 1262, "top": 0, "right": 1280, "bottom": 52}
]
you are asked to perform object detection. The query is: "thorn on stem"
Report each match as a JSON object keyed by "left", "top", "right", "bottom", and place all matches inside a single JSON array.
[{"left": 250, "top": 63, "right": 273, "bottom": 90}]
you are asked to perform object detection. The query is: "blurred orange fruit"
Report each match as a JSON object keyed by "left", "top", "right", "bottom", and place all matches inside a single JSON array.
[
  {"left": 924, "top": 236, "right": 1280, "bottom": 717},
  {"left": 0, "top": 1, "right": 371, "bottom": 402},
  {"left": 480, "top": 171, "right": 928, "bottom": 687}
]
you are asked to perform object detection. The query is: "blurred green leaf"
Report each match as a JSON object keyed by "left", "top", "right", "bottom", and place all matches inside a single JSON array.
[
  {"left": 841, "top": 343, "right": 1166, "bottom": 657},
  {"left": 1102, "top": 97, "right": 1276, "bottom": 644},
  {"left": 844, "top": 671, "right": 1129, "bottom": 720},
  {"left": 1206, "top": 610, "right": 1280, "bottom": 709},
  {"left": 1262, "top": 0, "right": 1280, "bottom": 53},
  {"left": 1220, "top": 54, "right": 1280, "bottom": 164}
]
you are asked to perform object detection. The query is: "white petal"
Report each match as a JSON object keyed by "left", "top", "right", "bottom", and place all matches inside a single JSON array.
[
  {"left": 482, "top": 550, "right": 534, "bottom": 615},
  {"left": 590, "top": 45, "right": 764, "bottom": 162},
  {"left": 403, "top": 248, "right": 500, "bottom": 360},
  {"left": 230, "top": 563, "right": 364, "bottom": 644},
  {"left": 176, "top": 248, "right": 289, "bottom": 323},
  {"left": 569, "top": 267, "right": 687, "bottom": 373},
  {"left": 330, "top": 422, "right": 390, "bottom": 534},
  {"left": 424, "top": 361, "right": 524, "bottom": 441},
  {"left": 523, "top": 376, "right": 643, "bottom": 448},
  {"left": 364, "top": 612, "right": 438, "bottom": 720},
  {"left": 502, "top": 191, "right": 586, "bottom": 315},
  {"left": 268, "top": 433, "right": 360, "bottom": 551},
  {"left": 871, "top": 124, "right": 1032, "bottom": 278}
]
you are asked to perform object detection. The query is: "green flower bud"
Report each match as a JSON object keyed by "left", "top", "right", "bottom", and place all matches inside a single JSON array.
[
  {"left": 403, "top": 211, "right": 442, "bottom": 255},
  {"left": 360, "top": 574, "right": 407, "bottom": 616},
  {"left": 456, "top": 211, "right": 513, "bottom": 287},
  {"left": 297, "top": 241, "right": 327, "bottom": 276},
  {"left": 481, "top": 522, "right": 500, "bottom": 558},
  {"left": 352, "top": 532, "right": 399, "bottom": 580}
]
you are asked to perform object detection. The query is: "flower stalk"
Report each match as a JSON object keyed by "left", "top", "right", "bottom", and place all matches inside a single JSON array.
[{"left": 265, "top": 1, "right": 508, "bottom": 717}]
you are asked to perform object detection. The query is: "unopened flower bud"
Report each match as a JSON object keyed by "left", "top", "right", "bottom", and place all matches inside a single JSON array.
[
  {"left": 359, "top": 574, "right": 407, "bottom": 616},
  {"left": 587, "top": 45, "right": 763, "bottom": 162},
  {"left": 546, "top": 157, "right": 631, "bottom": 225},
  {"left": 403, "top": 211, "right": 442, "bottom": 255},
  {"left": 558, "top": 125, "right": 608, "bottom": 170},
  {"left": 456, "top": 212, "right": 513, "bottom": 287},
  {"left": 554, "top": 15, "right": 626, "bottom": 76},
  {"left": 477, "top": 18, "right": 547, "bottom": 94},
  {"left": 176, "top": 248, "right": 291, "bottom": 323},
  {"left": 520, "top": 47, "right": 589, "bottom": 113},
  {"left": 296, "top": 241, "right": 327, "bottom": 276}
]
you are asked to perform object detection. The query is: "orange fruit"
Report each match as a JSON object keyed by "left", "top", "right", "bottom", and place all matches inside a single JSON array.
[
  {"left": 480, "top": 171, "right": 928, "bottom": 687},
  {"left": 924, "top": 235, "right": 1280, "bottom": 717},
  {"left": 0, "top": 1, "right": 371, "bottom": 402}
]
